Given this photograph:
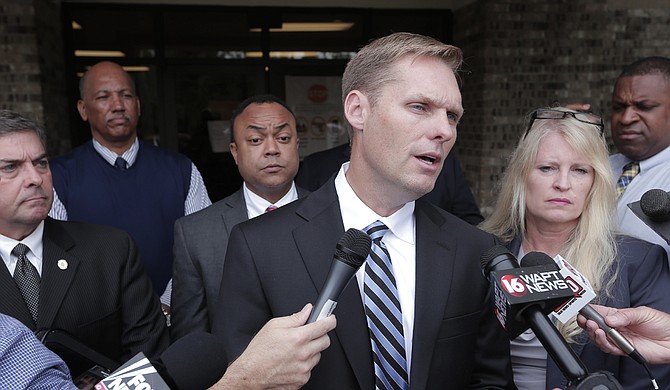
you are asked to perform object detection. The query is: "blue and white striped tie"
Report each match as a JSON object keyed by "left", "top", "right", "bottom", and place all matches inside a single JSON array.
[{"left": 363, "top": 221, "right": 409, "bottom": 390}]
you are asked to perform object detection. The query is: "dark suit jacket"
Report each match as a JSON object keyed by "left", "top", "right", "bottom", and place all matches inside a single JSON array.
[
  {"left": 170, "top": 185, "right": 309, "bottom": 341},
  {"left": 0, "top": 218, "right": 169, "bottom": 376},
  {"left": 212, "top": 180, "right": 514, "bottom": 389},
  {"left": 295, "top": 143, "right": 484, "bottom": 225},
  {"left": 508, "top": 235, "right": 670, "bottom": 389}
]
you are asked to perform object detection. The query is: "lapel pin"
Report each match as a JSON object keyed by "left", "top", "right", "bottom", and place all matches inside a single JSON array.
[{"left": 57, "top": 259, "right": 68, "bottom": 270}]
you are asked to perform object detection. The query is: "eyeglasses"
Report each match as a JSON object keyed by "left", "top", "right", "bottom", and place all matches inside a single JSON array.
[{"left": 524, "top": 109, "right": 604, "bottom": 139}]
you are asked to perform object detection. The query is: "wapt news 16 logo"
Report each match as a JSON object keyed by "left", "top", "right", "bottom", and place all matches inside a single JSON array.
[
  {"left": 490, "top": 265, "right": 574, "bottom": 338},
  {"left": 498, "top": 267, "right": 571, "bottom": 298}
]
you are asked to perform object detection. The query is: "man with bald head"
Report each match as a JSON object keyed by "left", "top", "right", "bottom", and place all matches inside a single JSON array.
[{"left": 49, "top": 61, "right": 211, "bottom": 310}]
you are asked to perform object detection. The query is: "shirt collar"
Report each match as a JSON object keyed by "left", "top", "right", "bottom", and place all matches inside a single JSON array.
[
  {"left": 0, "top": 221, "right": 44, "bottom": 268},
  {"left": 335, "top": 162, "right": 415, "bottom": 245},
  {"left": 243, "top": 181, "right": 299, "bottom": 219},
  {"left": 92, "top": 137, "right": 139, "bottom": 167},
  {"left": 639, "top": 144, "right": 670, "bottom": 173}
]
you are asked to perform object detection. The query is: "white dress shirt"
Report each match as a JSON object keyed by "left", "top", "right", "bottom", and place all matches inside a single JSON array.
[
  {"left": 243, "top": 181, "right": 299, "bottom": 219},
  {"left": 334, "top": 162, "right": 416, "bottom": 373},
  {"left": 610, "top": 145, "right": 670, "bottom": 261},
  {"left": 0, "top": 221, "right": 45, "bottom": 277}
]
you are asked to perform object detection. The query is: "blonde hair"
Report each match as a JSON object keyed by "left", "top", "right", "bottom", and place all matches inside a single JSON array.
[{"left": 480, "top": 107, "right": 618, "bottom": 342}]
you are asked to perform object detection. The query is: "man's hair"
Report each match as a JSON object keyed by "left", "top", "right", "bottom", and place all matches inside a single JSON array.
[
  {"left": 229, "top": 94, "right": 295, "bottom": 141},
  {"left": 341, "top": 32, "right": 463, "bottom": 109},
  {"left": 618, "top": 56, "right": 670, "bottom": 81},
  {"left": 0, "top": 110, "right": 46, "bottom": 148}
]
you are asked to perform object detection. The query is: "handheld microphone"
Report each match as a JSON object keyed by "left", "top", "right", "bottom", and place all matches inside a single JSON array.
[
  {"left": 523, "top": 253, "right": 647, "bottom": 367},
  {"left": 641, "top": 189, "right": 670, "bottom": 222},
  {"left": 481, "top": 245, "right": 589, "bottom": 381},
  {"left": 95, "top": 332, "right": 227, "bottom": 390},
  {"left": 307, "top": 228, "right": 371, "bottom": 323},
  {"left": 522, "top": 252, "right": 656, "bottom": 389},
  {"left": 159, "top": 331, "right": 227, "bottom": 390},
  {"left": 481, "top": 247, "right": 574, "bottom": 338},
  {"left": 628, "top": 189, "right": 670, "bottom": 245}
]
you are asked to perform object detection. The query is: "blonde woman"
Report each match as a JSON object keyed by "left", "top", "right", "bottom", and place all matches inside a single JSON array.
[{"left": 481, "top": 107, "right": 670, "bottom": 389}]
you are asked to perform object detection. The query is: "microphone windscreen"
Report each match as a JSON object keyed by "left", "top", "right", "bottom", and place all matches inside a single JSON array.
[
  {"left": 520, "top": 252, "right": 556, "bottom": 268},
  {"left": 640, "top": 189, "right": 670, "bottom": 222},
  {"left": 335, "top": 228, "right": 371, "bottom": 267},
  {"left": 161, "top": 332, "right": 227, "bottom": 390},
  {"left": 480, "top": 244, "right": 514, "bottom": 271}
]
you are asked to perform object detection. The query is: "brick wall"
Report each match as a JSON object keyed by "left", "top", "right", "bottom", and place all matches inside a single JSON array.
[
  {"left": 0, "top": 0, "right": 68, "bottom": 155},
  {"left": 2, "top": 0, "right": 670, "bottom": 209},
  {"left": 453, "top": 0, "right": 670, "bottom": 215}
]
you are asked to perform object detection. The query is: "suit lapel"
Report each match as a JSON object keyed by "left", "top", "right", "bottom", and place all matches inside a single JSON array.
[
  {"left": 293, "top": 181, "right": 374, "bottom": 390},
  {"left": 38, "top": 219, "right": 80, "bottom": 330},
  {"left": 410, "top": 201, "right": 455, "bottom": 389},
  {"left": 222, "top": 189, "right": 249, "bottom": 227}
]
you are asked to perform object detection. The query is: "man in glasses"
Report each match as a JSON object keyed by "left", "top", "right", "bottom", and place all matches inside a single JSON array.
[{"left": 609, "top": 57, "right": 670, "bottom": 260}]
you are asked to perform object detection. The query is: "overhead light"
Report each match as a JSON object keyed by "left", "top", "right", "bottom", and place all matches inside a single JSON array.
[
  {"left": 122, "top": 66, "right": 150, "bottom": 72},
  {"left": 75, "top": 50, "right": 126, "bottom": 57},
  {"left": 245, "top": 51, "right": 321, "bottom": 59},
  {"left": 250, "top": 21, "right": 354, "bottom": 33},
  {"left": 72, "top": 21, "right": 82, "bottom": 30},
  {"left": 77, "top": 65, "right": 150, "bottom": 77}
]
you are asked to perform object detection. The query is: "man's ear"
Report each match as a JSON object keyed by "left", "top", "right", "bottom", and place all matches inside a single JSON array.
[
  {"left": 343, "top": 90, "right": 369, "bottom": 132},
  {"left": 77, "top": 100, "right": 88, "bottom": 122},
  {"left": 229, "top": 142, "right": 238, "bottom": 165}
]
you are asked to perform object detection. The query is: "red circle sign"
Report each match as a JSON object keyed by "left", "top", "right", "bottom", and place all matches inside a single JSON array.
[{"left": 308, "top": 84, "right": 328, "bottom": 103}]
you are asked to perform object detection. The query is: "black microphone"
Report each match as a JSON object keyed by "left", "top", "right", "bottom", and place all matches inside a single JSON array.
[
  {"left": 159, "top": 332, "right": 227, "bottom": 390},
  {"left": 481, "top": 246, "right": 589, "bottom": 382},
  {"left": 628, "top": 189, "right": 670, "bottom": 245},
  {"left": 522, "top": 253, "right": 647, "bottom": 367},
  {"left": 641, "top": 189, "right": 670, "bottom": 222},
  {"left": 95, "top": 332, "right": 227, "bottom": 390},
  {"left": 307, "top": 228, "right": 371, "bottom": 323},
  {"left": 34, "top": 328, "right": 119, "bottom": 383},
  {"left": 480, "top": 247, "right": 574, "bottom": 338},
  {"left": 482, "top": 247, "right": 625, "bottom": 388}
]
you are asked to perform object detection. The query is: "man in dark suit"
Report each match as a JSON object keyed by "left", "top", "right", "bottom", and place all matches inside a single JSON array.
[
  {"left": 296, "top": 143, "right": 484, "bottom": 225},
  {"left": 170, "top": 95, "right": 309, "bottom": 340},
  {"left": 213, "top": 33, "right": 514, "bottom": 388},
  {"left": 0, "top": 110, "right": 168, "bottom": 377}
]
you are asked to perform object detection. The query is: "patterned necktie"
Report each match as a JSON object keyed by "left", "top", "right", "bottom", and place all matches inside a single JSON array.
[
  {"left": 12, "top": 243, "right": 40, "bottom": 324},
  {"left": 616, "top": 161, "right": 640, "bottom": 198},
  {"left": 114, "top": 157, "right": 128, "bottom": 170},
  {"left": 265, "top": 205, "right": 278, "bottom": 213},
  {"left": 363, "top": 221, "right": 409, "bottom": 390}
]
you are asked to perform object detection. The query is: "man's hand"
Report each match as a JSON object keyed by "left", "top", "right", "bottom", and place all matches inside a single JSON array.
[
  {"left": 578, "top": 304, "right": 670, "bottom": 364},
  {"left": 565, "top": 103, "right": 591, "bottom": 112},
  {"left": 211, "top": 303, "right": 336, "bottom": 389}
]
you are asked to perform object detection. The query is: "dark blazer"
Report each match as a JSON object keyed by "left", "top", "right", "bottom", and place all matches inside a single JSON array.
[
  {"left": 509, "top": 236, "right": 670, "bottom": 389},
  {"left": 295, "top": 143, "right": 484, "bottom": 225},
  {"left": 170, "top": 185, "right": 309, "bottom": 341},
  {"left": 0, "top": 218, "right": 169, "bottom": 376},
  {"left": 212, "top": 180, "right": 515, "bottom": 389}
]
